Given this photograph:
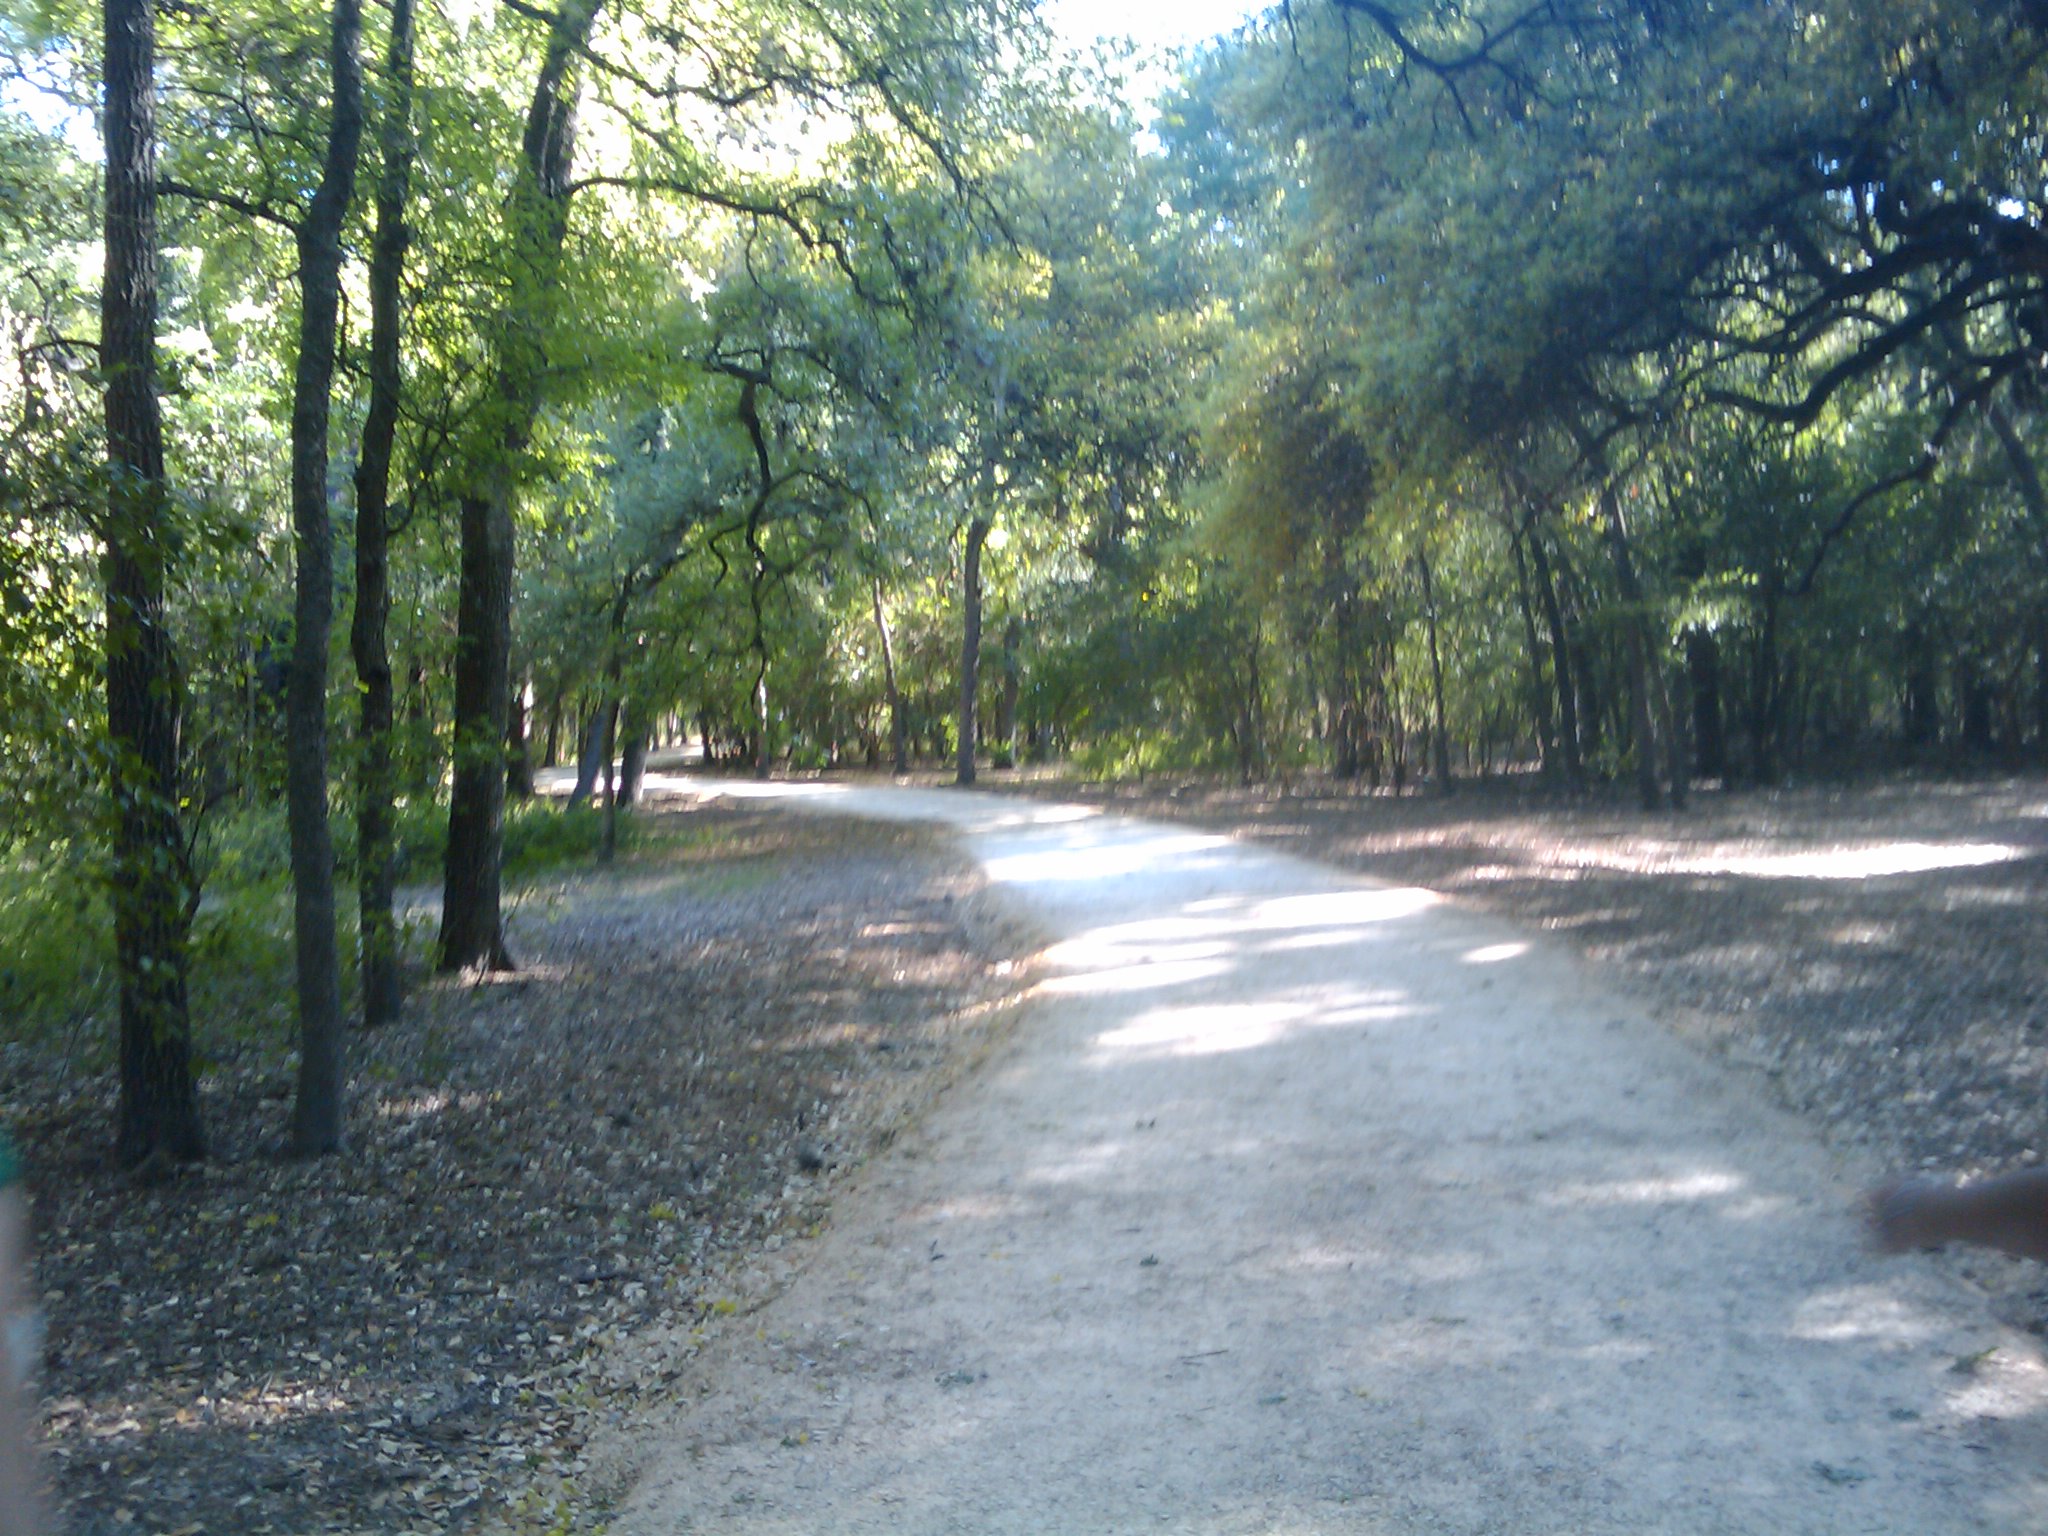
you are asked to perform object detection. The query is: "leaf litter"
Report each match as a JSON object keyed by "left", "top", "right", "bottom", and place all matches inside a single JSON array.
[{"left": 8, "top": 801, "right": 1035, "bottom": 1534}]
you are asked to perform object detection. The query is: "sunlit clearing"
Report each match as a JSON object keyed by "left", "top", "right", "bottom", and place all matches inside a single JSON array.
[
  {"left": 1945, "top": 1350, "right": 2048, "bottom": 1423},
  {"left": 1038, "top": 956, "right": 1235, "bottom": 996},
  {"left": 1462, "top": 941, "right": 1530, "bottom": 964},
  {"left": 1790, "top": 1287, "right": 1948, "bottom": 1347},
  {"left": 1094, "top": 992, "right": 1412, "bottom": 1059},
  {"left": 984, "top": 830, "right": 1233, "bottom": 886},
  {"left": 1542, "top": 1171, "right": 1743, "bottom": 1207},
  {"left": 1668, "top": 841, "right": 2024, "bottom": 880},
  {"left": 1242, "top": 888, "right": 1439, "bottom": 929}
]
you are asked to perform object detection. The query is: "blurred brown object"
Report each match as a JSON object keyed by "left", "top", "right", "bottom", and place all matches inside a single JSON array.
[
  {"left": 1869, "top": 1169, "right": 2048, "bottom": 1263},
  {"left": 0, "top": 1182, "right": 45, "bottom": 1536}
]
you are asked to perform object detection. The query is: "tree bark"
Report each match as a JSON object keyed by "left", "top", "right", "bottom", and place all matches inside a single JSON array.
[
  {"left": 506, "top": 678, "right": 535, "bottom": 799},
  {"left": 872, "top": 577, "right": 908, "bottom": 774},
  {"left": 1508, "top": 527, "right": 1560, "bottom": 785},
  {"left": 351, "top": 0, "right": 414, "bottom": 1029},
  {"left": 618, "top": 702, "right": 648, "bottom": 804},
  {"left": 102, "top": 0, "right": 205, "bottom": 1167},
  {"left": 1527, "top": 524, "right": 1584, "bottom": 792},
  {"left": 1595, "top": 479, "right": 1664, "bottom": 810},
  {"left": 1687, "top": 629, "right": 1727, "bottom": 782},
  {"left": 956, "top": 514, "right": 991, "bottom": 787},
  {"left": 1416, "top": 548, "right": 1453, "bottom": 790},
  {"left": 286, "top": 0, "right": 365, "bottom": 1158},
  {"left": 995, "top": 616, "right": 1022, "bottom": 768},
  {"left": 439, "top": 0, "right": 602, "bottom": 973},
  {"left": 568, "top": 704, "right": 608, "bottom": 808}
]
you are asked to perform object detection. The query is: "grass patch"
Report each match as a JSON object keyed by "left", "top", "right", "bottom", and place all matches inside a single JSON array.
[{"left": 0, "top": 796, "right": 676, "bottom": 1068}]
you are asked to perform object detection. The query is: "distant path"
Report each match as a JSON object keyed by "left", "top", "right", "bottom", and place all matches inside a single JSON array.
[{"left": 614, "top": 778, "right": 2048, "bottom": 1534}]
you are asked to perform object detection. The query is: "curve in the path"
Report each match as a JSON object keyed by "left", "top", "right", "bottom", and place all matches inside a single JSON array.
[{"left": 615, "top": 780, "right": 2048, "bottom": 1535}]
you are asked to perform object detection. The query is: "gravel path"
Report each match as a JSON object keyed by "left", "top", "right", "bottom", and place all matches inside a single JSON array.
[{"left": 613, "top": 781, "right": 2048, "bottom": 1534}]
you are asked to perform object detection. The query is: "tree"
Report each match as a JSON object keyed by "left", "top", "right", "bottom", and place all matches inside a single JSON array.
[
  {"left": 101, "top": 0, "right": 205, "bottom": 1165},
  {"left": 350, "top": 0, "right": 417, "bottom": 1027},
  {"left": 283, "top": 0, "right": 364, "bottom": 1155}
]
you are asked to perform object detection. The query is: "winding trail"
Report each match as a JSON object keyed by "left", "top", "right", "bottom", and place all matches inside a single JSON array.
[{"left": 615, "top": 780, "right": 2048, "bottom": 1534}]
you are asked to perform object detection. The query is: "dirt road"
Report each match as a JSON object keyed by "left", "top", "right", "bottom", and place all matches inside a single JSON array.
[{"left": 613, "top": 781, "right": 2048, "bottom": 1533}]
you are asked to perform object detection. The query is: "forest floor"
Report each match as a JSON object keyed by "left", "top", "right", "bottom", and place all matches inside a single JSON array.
[
  {"left": 9, "top": 802, "right": 1037, "bottom": 1535},
  {"left": 15, "top": 768, "right": 2048, "bottom": 1532}
]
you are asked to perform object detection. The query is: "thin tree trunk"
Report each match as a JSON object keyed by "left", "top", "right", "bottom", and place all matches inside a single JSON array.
[
  {"left": 1416, "top": 549, "right": 1453, "bottom": 791},
  {"left": 1509, "top": 528, "right": 1559, "bottom": 785},
  {"left": 957, "top": 514, "right": 991, "bottom": 787},
  {"left": 286, "top": 0, "right": 364, "bottom": 1157},
  {"left": 1595, "top": 480, "right": 1663, "bottom": 811},
  {"left": 1527, "top": 525, "right": 1584, "bottom": 792},
  {"left": 996, "top": 616, "right": 1022, "bottom": 768},
  {"left": 439, "top": 0, "right": 602, "bottom": 973},
  {"left": 958, "top": 362, "right": 1005, "bottom": 789},
  {"left": 596, "top": 686, "right": 622, "bottom": 862},
  {"left": 441, "top": 483, "right": 517, "bottom": 971},
  {"left": 351, "top": 0, "right": 414, "bottom": 1029},
  {"left": 506, "top": 678, "right": 535, "bottom": 799},
  {"left": 618, "top": 703, "right": 648, "bottom": 804},
  {"left": 1687, "top": 630, "right": 1727, "bottom": 783},
  {"left": 102, "top": 0, "right": 204, "bottom": 1167},
  {"left": 872, "top": 577, "right": 908, "bottom": 774},
  {"left": 568, "top": 705, "right": 608, "bottom": 808}
]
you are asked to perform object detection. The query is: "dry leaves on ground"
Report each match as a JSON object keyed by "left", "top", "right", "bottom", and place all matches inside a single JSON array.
[{"left": 11, "top": 801, "right": 1033, "bottom": 1536}]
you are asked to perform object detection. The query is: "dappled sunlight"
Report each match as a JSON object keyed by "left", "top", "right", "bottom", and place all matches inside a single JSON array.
[
  {"left": 1090, "top": 982, "right": 1416, "bottom": 1061},
  {"left": 1093, "top": 999, "right": 1318, "bottom": 1058},
  {"left": 1943, "top": 1349, "right": 2048, "bottom": 1423},
  {"left": 1024, "top": 1138, "right": 1140, "bottom": 1187},
  {"left": 1789, "top": 1286, "right": 1949, "bottom": 1347},
  {"left": 1462, "top": 941, "right": 1530, "bottom": 964},
  {"left": 982, "top": 829, "right": 1235, "bottom": 887},
  {"left": 1665, "top": 841, "right": 2027, "bottom": 880},
  {"left": 1540, "top": 1170, "right": 1745, "bottom": 1208},
  {"left": 372, "top": 1088, "right": 496, "bottom": 1123},
  {"left": 906, "top": 1192, "right": 1023, "bottom": 1226},
  {"left": 1037, "top": 954, "right": 1236, "bottom": 996}
]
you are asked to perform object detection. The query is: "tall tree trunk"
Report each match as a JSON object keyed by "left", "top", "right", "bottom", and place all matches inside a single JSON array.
[
  {"left": 439, "top": 0, "right": 602, "bottom": 973},
  {"left": 1527, "top": 525, "right": 1584, "bottom": 792},
  {"left": 1508, "top": 528, "right": 1559, "bottom": 785},
  {"left": 506, "top": 677, "right": 535, "bottom": 799},
  {"left": 541, "top": 690, "right": 563, "bottom": 768},
  {"left": 1416, "top": 549, "right": 1453, "bottom": 791},
  {"left": 996, "top": 616, "right": 1022, "bottom": 768},
  {"left": 618, "top": 701, "right": 648, "bottom": 804},
  {"left": 1687, "top": 630, "right": 1727, "bottom": 782},
  {"left": 1595, "top": 480, "right": 1664, "bottom": 810},
  {"left": 568, "top": 705, "right": 607, "bottom": 808},
  {"left": 957, "top": 363, "right": 1004, "bottom": 790},
  {"left": 956, "top": 514, "right": 991, "bottom": 787},
  {"left": 351, "top": 0, "right": 414, "bottom": 1029},
  {"left": 285, "top": 0, "right": 365, "bottom": 1158},
  {"left": 441, "top": 484, "right": 517, "bottom": 971},
  {"left": 102, "top": 0, "right": 204, "bottom": 1167},
  {"left": 596, "top": 688, "right": 622, "bottom": 862},
  {"left": 872, "top": 577, "right": 908, "bottom": 774}
]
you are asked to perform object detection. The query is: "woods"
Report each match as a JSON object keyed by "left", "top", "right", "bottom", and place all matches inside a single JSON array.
[{"left": 1, "top": 0, "right": 2045, "bottom": 1157}]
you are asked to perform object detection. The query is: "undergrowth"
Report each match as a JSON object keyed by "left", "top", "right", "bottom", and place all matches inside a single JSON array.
[{"left": 0, "top": 797, "right": 659, "bottom": 1073}]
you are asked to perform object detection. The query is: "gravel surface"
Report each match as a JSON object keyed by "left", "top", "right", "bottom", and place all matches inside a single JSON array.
[
  {"left": 990, "top": 772, "right": 2048, "bottom": 1332},
  {"left": 612, "top": 778, "right": 2048, "bottom": 1535},
  {"left": 996, "top": 774, "right": 2048, "bottom": 1177}
]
